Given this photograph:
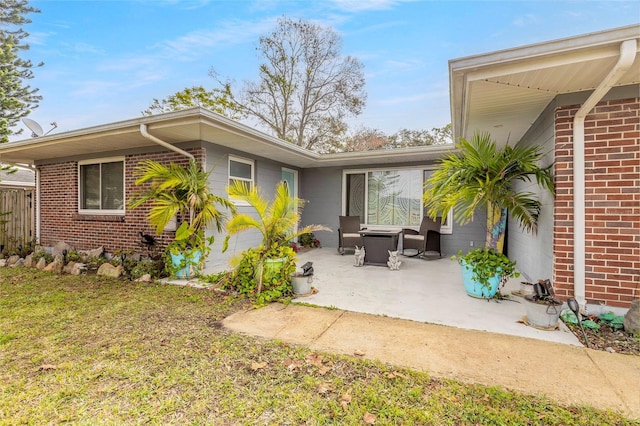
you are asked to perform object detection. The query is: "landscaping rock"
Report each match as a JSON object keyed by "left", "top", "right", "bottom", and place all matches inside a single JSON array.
[
  {"left": 23, "top": 254, "right": 34, "bottom": 268},
  {"left": 11, "top": 258, "right": 24, "bottom": 268},
  {"left": 70, "top": 263, "right": 86, "bottom": 275},
  {"left": 6, "top": 255, "right": 20, "bottom": 267},
  {"left": 0, "top": 259, "right": 6, "bottom": 268},
  {"left": 623, "top": 300, "right": 639, "bottom": 334},
  {"left": 84, "top": 246, "right": 104, "bottom": 259},
  {"left": 136, "top": 274, "right": 152, "bottom": 283},
  {"left": 43, "top": 255, "right": 64, "bottom": 273},
  {"left": 97, "top": 263, "right": 123, "bottom": 278},
  {"left": 63, "top": 262, "right": 75, "bottom": 274},
  {"left": 52, "top": 241, "right": 74, "bottom": 257},
  {"left": 36, "top": 257, "right": 47, "bottom": 270}
]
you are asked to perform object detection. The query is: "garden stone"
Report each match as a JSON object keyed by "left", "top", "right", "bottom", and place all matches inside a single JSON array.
[
  {"left": 70, "top": 263, "right": 86, "bottom": 275},
  {"left": 43, "top": 255, "right": 64, "bottom": 273},
  {"left": 63, "top": 262, "right": 76, "bottom": 274},
  {"left": 36, "top": 257, "right": 47, "bottom": 270},
  {"left": 6, "top": 255, "right": 20, "bottom": 266},
  {"left": 11, "top": 258, "right": 24, "bottom": 268},
  {"left": 52, "top": 241, "right": 74, "bottom": 257},
  {"left": 623, "top": 300, "right": 639, "bottom": 334},
  {"left": 23, "top": 254, "right": 34, "bottom": 268},
  {"left": 136, "top": 274, "right": 152, "bottom": 283},
  {"left": 85, "top": 247, "right": 104, "bottom": 259},
  {"left": 0, "top": 259, "right": 6, "bottom": 268},
  {"left": 97, "top": 263, "right": 123, "bottom": 278}
]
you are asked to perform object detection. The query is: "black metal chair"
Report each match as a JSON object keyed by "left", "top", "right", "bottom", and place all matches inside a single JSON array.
[
  {"left": 338, "top": 216, "right": 364, "bottom": 255},
  {"left": 402, "top": 216, "right": 441, "bottom": 258}
]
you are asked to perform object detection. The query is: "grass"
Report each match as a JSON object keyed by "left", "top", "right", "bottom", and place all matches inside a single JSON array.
[{"left": 0, "top": 268, "right": 636, "bottom": 425}]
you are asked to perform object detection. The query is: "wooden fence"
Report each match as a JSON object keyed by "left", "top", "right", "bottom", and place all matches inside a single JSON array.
[{"left": 0, "top": 188, "right": 35, "bottom": 253}]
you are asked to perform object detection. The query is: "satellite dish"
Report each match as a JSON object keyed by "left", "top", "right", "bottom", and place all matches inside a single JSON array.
[
  {"left": 21, "top": 118, "right": 57, "bottom": 137},
  {"left": 22, "top": 118, "right": 43, "bottom": 137}
]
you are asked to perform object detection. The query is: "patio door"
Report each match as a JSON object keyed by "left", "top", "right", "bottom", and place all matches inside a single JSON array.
[{"left": 281, "top": 168, "right": 299, "bottom": 238}]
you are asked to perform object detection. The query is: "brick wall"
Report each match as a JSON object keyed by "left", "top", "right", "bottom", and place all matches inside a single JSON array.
[
  {"left": 38, "top": 148, "right": 205, "bottom": 255},
  {"left": 554, "top": 98, "right": 639, "bottom": 308}
]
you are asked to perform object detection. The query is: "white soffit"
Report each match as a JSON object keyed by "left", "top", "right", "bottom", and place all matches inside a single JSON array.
[{"left": 451, "top": 25, "right": 640, "bottom": 144}]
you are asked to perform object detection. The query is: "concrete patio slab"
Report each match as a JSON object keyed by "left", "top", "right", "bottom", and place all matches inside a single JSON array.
[{"left": 292, "top": 249, "right": 582, "bottom": 346}]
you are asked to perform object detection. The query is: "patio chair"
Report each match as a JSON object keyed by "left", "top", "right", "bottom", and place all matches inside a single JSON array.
[
  {"left": 338, "top": 215, "right": 364, "bottom": 255},
  {"left": 402, "top": 216, "right": 441, "bottom": 258}
]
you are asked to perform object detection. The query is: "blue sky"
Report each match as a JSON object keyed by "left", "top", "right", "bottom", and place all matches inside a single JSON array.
[{"left": 14, "top": 0, "right": 640, "bottom": 140}]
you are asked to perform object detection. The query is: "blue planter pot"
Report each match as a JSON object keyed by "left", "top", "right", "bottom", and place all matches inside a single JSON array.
[
  {"left": 461, "top": 260, "right": 500, "bottom": 298},
  {"left": 170, "top": 250, "right": 202, "bottom": 279}
]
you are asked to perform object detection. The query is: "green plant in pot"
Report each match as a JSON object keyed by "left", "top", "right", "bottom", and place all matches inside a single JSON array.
[
  {"left": 129, "top": 159, "right": 235, "bottom": 278},
  {"left": 224, "top": 180, "right": 330, "bottom": 299},
  {"left": 424, "top": 131, "right": 554, "bottom": 298}
]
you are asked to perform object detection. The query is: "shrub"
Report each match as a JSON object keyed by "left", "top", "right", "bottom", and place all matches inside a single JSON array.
[{"left": 227, "top": 243, "right": 296, "bottom": 305}]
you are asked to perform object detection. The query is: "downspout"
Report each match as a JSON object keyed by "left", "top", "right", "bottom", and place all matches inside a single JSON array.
[
  {"left": 572, "top": 39, "right": 637, "bottom": 309},
  {"left": 139, "top": 124, "right": 195, "bottom": 160}
]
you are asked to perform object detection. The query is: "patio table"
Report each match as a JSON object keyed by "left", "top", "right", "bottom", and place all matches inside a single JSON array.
[{"left": 357, "top": 230, "right": 402, "bottom": 266}]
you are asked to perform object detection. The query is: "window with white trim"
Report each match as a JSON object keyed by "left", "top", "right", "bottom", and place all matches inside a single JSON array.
[
  {"left": 78, "top": 157, "right": 125, "bottom": 214},
  {"left": 343, "top": 167, "right": 453, "bottom": 234},
  {"left": 228, "top": 156, "right": 254, "bottom": 204}
]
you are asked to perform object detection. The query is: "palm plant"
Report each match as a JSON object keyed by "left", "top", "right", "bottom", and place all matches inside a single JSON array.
[
  {"left": 424, "top": 131, "right": 554, "bottom": 253},
  {"left": 129, "top": 159, "right": 235, "bottom": 275},
  {"left": 225, "top": 180, "right": 330, "bottom": 293}
]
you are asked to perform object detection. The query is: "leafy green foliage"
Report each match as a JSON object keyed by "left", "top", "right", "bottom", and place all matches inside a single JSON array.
[
  {"left": 142, "top": 85, "right": 241, "bottom": 119},
  {"left": 0, "top": 0, "right": 42, "bottom": 143},
  {"left": 129, "top": 159, "right": 235, "bottom": 277},
  {"left": 226, "top": 244, "right": 296, "bottom": 305},
  {"left": 298, "top": 232, "right": 320, "bottom": 248},
  {"left": 454, "top": 248, "right": 520, "bottom": 289},
  {"left": 424, "top": 131, "right": 555, "bottom": 251}
]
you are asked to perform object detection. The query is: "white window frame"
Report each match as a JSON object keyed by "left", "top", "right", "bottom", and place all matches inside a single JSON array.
[
  {"left": 78, "top": 156, "right": 125, "bottom": 215},
  {"left": 228, "top": 155, "right": 255, "bottom": 206},
  {"left": 342, "top": 166, "right": 453, "bottom": 235}
]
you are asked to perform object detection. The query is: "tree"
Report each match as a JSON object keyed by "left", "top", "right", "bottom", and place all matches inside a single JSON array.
[
  {"left": 423, "top": 131, "right": 555, "bottom": 253},
  {"left": 338, "top": 123, "right": 453, "bottom": 152},
  {"left": 142, "top": 85, "right": 240, "bottom": 119},
  {"left": 0, "top": 0, "right": 42, "bottom": 144},
  {"left": 212, "top": 16, "right": 366, "bottom": 152},
  {"left": 387, "top": 124, "right": 452, "bottom": 148}
]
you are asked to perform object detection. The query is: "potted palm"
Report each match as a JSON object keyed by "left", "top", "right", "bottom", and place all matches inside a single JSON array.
[
  {"left": 224, "top": 180, "right": 330, "bottom": 300},
  {"left": 424, "top": 131, "right": 554, "bottom": 298},
  {"left": 129, "top": 159, "right": 235, "bottom": 278}
]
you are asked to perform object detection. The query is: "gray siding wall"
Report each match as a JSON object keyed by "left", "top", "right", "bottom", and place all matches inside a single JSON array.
[
  {"left": 508, "top": 101, "right": 556, "bottom": 283},
  {"left": 203, "top": 143, "right": 298, "bottom": 274},
  {"left": 300, "top": 164, "right": 487, "bottom": 257}
]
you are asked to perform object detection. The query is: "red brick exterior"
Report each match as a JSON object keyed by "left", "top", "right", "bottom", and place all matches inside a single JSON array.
[
  {"left": 554, "top": 98, "right": 640, "bottom": 308},
  {"left": 38, "top": 148, "right": 205, "bottom": 254}
]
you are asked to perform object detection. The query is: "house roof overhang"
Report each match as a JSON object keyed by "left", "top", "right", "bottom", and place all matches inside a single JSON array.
[
  {"left": 0, "top": 108, "right": 454, "bottom": 168},
  {"left": 449, "top": 24, "right": 640, "bottom": 144}
]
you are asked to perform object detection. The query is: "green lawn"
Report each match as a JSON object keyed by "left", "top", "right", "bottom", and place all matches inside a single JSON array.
[{"left": 0, "top": 269, "right": 634, "bottom": 425}]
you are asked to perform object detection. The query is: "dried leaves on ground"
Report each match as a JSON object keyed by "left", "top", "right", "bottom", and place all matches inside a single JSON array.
[{"left": 0, "top": 269, "right": 636, "bottom": 425}]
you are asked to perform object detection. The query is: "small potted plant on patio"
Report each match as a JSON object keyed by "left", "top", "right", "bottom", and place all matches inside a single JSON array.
[
  {"left": 454, "top": 248, "right": 519, "bottom": 298},
  {"left": 424, "top": 131, "right": 554, "bottom": 298},
  {"left": 224, "top": 180, "right": 330, "bottom": 301},
  {"left": 129, "top": 159, "right": 235, "bottom": 278}
]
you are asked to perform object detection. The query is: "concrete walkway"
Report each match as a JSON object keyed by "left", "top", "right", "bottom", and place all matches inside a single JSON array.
[{"left": 223, "top": 303, "right": 640, "bottom": 419}]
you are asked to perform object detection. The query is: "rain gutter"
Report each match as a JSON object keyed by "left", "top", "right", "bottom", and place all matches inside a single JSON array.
[
  {"left": 139, "top": 124, "right": 195, "bottom": 160},
  {"left": 572, "top": 38, "right": 637, "bottom": 309}
]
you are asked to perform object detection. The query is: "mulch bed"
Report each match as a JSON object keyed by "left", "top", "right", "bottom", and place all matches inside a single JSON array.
[{"left": 565, "top": 318, "right": 639, "bottom": 356}]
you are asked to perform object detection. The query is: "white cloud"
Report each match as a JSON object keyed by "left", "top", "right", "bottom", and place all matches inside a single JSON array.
[{"left": 329, "top": 0, "right": 408, "bottom": 13}]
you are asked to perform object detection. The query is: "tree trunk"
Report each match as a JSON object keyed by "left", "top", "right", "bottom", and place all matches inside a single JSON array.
[{"left": 485, "top": 204, "right": 507, "bottom": 253}]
